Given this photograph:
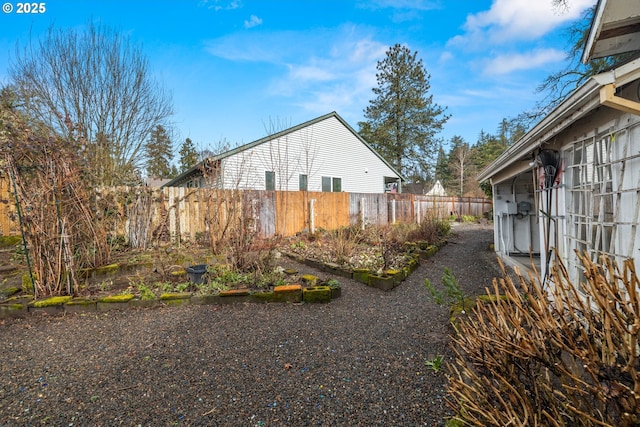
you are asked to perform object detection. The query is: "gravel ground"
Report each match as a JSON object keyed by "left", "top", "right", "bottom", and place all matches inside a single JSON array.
[{"left": 0, "top": 222, "right": 501, "bottom": 427}]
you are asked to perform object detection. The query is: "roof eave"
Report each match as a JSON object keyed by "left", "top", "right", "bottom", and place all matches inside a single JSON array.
[{"left": 476, "top": 78, "right": 602, "bottom": 183}]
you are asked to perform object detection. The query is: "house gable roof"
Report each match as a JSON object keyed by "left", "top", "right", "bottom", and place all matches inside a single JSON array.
[
  {"left": 583, "top": 0, "right": 640, "bottom": 63},
  {"left": 163, "top": 111, "right": 405, "bottom": 187}
]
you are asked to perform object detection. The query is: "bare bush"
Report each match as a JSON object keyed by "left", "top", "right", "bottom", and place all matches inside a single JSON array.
[
  {"left": 1, "top": 101, "right": 111, "bottom": 297},
  {"left": 408, "top": 216, "right": 450, "bottom": 243},
  {"left": 448, "top": 252, "right": 640, "bottom": 426}
]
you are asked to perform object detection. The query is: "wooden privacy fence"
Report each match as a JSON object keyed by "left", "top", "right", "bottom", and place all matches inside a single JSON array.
[{"left": 0, "top": 182, "right": 492, "bottom": 240}]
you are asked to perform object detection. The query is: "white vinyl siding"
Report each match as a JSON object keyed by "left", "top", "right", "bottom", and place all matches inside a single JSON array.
[{"left": 218, "top": 114, "right": 400, "bottom": 193}]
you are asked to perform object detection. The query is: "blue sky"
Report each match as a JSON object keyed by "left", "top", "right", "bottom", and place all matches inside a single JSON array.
[{"left": 0, "top": 0, "right": 596, "bottom": 156}]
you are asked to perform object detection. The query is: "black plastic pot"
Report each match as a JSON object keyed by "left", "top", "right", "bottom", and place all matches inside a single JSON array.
[{"left": 186, "top": 264, "right": 208, "bottom": 284}]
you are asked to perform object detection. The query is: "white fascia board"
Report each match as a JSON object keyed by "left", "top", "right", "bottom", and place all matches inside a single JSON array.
[{"left": 583, "top": 0, "right": 607, "bottom": 64}]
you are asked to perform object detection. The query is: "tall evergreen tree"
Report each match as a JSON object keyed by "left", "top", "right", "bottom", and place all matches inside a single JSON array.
[
  {"left": 145, "top": 125, "right": 174, "bottom": 178},
  {"left": 358, "top": 44, "right": 449, "bottom": 177},
  {"left": 178, "top": 137, "right": 199, "bottom": 172},
  {"left": 434, "top": 144, "right": 450, "bottom": 189}
]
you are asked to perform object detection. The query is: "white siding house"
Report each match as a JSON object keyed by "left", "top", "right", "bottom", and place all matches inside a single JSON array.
[
  {"left": 477, "top": 0, "right": 640, "bottom": 285},
  {"left": 164, "top": 112, "right": 404, "bottom": 193}
]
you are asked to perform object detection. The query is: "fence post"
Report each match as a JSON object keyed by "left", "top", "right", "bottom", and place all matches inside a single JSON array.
[
  {"left": 391, "top": 199, "right": 396, "bottom": 224},
  {"left": 309, "top": 198, "right": 316, "bottom": 233},
  {"left": 360, "top": 197, "right": 365, "bottom": 230}
]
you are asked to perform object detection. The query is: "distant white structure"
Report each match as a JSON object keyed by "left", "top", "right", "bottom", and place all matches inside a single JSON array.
[{"left": 426, "top": 180, "right": 446, "bottom": 196}]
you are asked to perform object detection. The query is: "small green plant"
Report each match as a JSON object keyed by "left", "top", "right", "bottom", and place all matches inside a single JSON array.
[
  {"left": 136, "top": 282, "right": 156, "bottom": 300},
  {"left": 324, "top": 279, "right": 340, "bottom": 287},
  {"left": 175, "top": 282, "right": 191, "bottom": 292},
  {"left": 290, "top": 241, "right": 306, "bottom": 249},
  {"left": 97, "top": 280, "right": 113, "bottom": 292},
  {"left": 425, "top": 268, "right": 466, "bottom": 308},
  {"left": 196, "top": 279, "right": 229, "bottom": 295},
  {"left": 424, "top": 279, "right": 445, "bottom": 304},
  {"left": 442, "top": 268, "right": 465, "bottom": 307},
  {"left": 425, "top": 355, "right": 445, "bottom": 372}
]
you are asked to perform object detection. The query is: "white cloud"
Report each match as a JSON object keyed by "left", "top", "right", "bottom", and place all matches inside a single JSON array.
[
  {"left": 205, "top": 31, "right": 297, "bottom": 62},
  {"left": 288, "top": 63, "right": 334, "bottom": 82},
  {"left": 452, "top": 0, "right": 595, "bottom": 47},
  {"left": 244, "top": 15, "right": 263, "bottom": 29},
  {"left": 483, "top": 48, "right": 566, "bottom": 75},
  {"left": 438, "top": 51, "right": 454, "bottom": 64},
  {"left": 206, "top": 24, "right": 387, "bottom": 117},
  {"left": 199, "top": 0, "right": 241, "bottom": 11}
]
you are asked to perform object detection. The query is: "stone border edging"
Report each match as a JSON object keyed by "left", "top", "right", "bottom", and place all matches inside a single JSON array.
[{"left": 0, "top": 240, "right": 445, "bottom": 319}]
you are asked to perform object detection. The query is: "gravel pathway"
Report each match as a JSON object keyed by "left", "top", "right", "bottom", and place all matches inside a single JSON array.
[{"left": 0, "top": 223, "right": 501, "bottom": 426}]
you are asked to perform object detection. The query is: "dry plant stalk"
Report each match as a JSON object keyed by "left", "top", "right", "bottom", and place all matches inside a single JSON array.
[{"left": 448, "top": 252, "right": 640, "bottom": 426}]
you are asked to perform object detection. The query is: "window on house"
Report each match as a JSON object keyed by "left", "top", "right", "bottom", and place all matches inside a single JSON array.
[
  {"left": 321, "top": 176, "right": 342, "bottom": 192},
  {"left": 265, "top": 171, "right": 275, "bottom": 191},
  {"left": 321, "top": 176, "right": 331, "bottom": 192},
  {"left": 299, "top": 174, "right": 308, "bottom": 191},
  {"left": 332, "top": 177, "right": 342, "bottom": 192}
]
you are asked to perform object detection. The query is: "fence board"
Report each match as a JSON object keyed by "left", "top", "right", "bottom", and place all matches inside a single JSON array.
[
  {"left": 311, "top": 191, "right": 350, "bottom": 231},
  {"left": 349, "top": 193, "right": 388, "bottom": 226}
]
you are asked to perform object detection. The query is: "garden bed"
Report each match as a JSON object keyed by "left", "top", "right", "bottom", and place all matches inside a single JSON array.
[{"left": 1, "top": 220, "right": 451, "bottom": 314}]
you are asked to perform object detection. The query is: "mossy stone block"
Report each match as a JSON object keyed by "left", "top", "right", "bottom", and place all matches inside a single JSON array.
[
  {"left": 303, "top": 285, "right": 331, "bottom": 303},
  {"left": 384, "top": 269, "right": 403, "bottom": 285},
  {"left": 94, "top": 263, "right": 120, "bottom": 275},
  {"left": 129, "top": 299, "right": 162, "bottom": 308},
  {"left": 273, "top": 284, "right": 302, "bottom": 303},
  {"left": 219, "top": 289, "right": 250, "bottom": 297},
  {"left": 163, "top": 298, "right": 191, "bottom": 307},
  {"left": 368, "top": 274, "right": 395, "bottom": 291},
  {"left": 352, "top": 269, "right": 370, "bottom": 284},
  {"left": 0, "top": 286, "right": 20, "bottom": 300},
  {"left": 250, "top": 291, "right": 275, "bottom": 303},
  {"left": 64, "top": 299, "right": 97, "bottom": 312},
  {"left": 0, "top": 303, "right": 27, "bottom": 318},
  {"left": 31, "top": 296, "right": 73, "bottom": 308},
  {"left": 160, "top": 292, "right": 192, "bottom": 306},
  {"left": 326, "top": 283, "right": 341, "bottom": 299},
  {"left": 96, "top": 294, "right": 135, "bottom": 311},
  {"left": 218, "top": 288, "right": 250, "bottom": 304},
  {"left": 190, "top": 295, "right": 221, "bottom": 305},
  {"left": 98, "top": 294, "right": 135, "bottom": 303},
  {"left": 159, "top": 292, "right": 192, "bottom": 301}
]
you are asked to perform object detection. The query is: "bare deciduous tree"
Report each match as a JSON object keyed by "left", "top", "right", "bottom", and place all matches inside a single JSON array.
[
  {"left": 9, "top": 21, "right": 173, "bottom": 186},
  {"left": 448, "top": 136, "right": 474, "bottom": 197}
]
